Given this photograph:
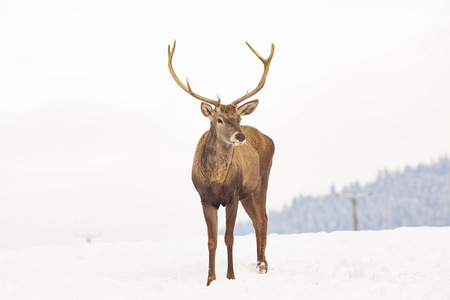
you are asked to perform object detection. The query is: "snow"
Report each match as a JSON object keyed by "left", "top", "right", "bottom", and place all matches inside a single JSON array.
[{"left": 1, "top": 227, "right": 449, "bottom": 300}]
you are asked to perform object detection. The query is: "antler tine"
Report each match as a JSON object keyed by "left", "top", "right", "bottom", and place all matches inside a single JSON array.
[
  {"left": 168, "top": 40, "right": 220, "bottom": 106},
  {"left": 231, "top": 43, "right": 275, "bottom": 106}
]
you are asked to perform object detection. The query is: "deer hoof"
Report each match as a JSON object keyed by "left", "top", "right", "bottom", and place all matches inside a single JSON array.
[
  {"left": 256, "top": 261, "right": 267, "bottom": 274},
  {"left": 206, "top": 272, "right": 216, "bottom": 286}
]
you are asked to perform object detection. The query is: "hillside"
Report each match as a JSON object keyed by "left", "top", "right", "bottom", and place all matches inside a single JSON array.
[
  {"left": 0, "top": 227, "right": 449, "bottom": 300},
  {"left": 236, "top": 157, "right": 450, "bottom": 235}
]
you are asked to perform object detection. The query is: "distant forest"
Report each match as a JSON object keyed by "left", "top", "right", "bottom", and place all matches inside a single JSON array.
[{"left": 235, "top": 157, "right": 450, "bottom": 235}]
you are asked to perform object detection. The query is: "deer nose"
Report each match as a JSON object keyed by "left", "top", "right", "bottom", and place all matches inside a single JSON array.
[{"left": 236, "top": 133, "right": 246, "bottom": 142}]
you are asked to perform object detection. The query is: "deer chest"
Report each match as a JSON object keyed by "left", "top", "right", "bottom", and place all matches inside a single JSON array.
[{"left": 192, "top": 148, "right": 260, "bottom": 207}]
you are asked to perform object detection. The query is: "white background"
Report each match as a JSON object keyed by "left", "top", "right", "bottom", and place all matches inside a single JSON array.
[{"left": 1, "top": 0, "right": 449, "bottom": 247}]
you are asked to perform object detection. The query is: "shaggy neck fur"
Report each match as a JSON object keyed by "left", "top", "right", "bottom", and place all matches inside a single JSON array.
[{"left": 202, "top": 124, "right": 234, "bottom": 183}]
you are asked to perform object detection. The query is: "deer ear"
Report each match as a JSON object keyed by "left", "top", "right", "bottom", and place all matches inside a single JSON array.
[
  {"left": 237, "top": 100, "right": 259, "bottom": 116},
  {"left": 201, "top": 102, "right": 214, "bottom": 118}
]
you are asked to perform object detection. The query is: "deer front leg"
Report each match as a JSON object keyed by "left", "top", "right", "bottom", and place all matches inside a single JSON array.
[
  {"left": 202, "top": 203, "right": 218, "bottom": 286},
  {"left": 225, "top": 200, "right": 238, "bottom": 280}
]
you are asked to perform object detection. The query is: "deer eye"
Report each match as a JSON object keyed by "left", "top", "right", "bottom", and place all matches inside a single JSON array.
[{"left": 217, "top": 119, "right": 223, "bottom": 124}]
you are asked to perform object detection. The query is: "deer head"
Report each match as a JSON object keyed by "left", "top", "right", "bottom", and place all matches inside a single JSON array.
[{"left": 168, "top": 41, "right": 274, "bottom": 146}]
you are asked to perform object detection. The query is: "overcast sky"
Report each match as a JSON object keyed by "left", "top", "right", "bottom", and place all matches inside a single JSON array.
[{"left": 1, "top": 0, "right": 449, "bottom": 248}]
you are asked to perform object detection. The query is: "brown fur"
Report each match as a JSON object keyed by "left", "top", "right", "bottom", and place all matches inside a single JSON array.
[
  {"left": 192, "top": 105, "right": 274, "bottom": 285},
  {"left": 167, "top": 41, "right": 275, "bottom": 286},
  {"left": 217, "top": 104, "right": 237, "bottom": 113}
]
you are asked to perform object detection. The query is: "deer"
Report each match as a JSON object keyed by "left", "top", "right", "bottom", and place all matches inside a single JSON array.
[{"left": 168, "top": 41, "right": 275, "bottom": 286}]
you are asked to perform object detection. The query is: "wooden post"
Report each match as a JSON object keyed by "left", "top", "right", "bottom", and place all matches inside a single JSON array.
[
  {"left": 337, "top": 191, "right": 372, "bottom": 231},
  {"left": 351, "top": 197, "right": 358, "bottom": 231}
]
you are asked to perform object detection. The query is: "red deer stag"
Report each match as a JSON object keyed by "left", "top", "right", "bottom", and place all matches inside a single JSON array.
[{"left": 168, "top": 41, "right": 275, "bottom": 286}]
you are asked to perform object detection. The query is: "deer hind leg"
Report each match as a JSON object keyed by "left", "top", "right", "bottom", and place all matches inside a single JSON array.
[
  {"left": 257, "top": 210, "right": 268, "bottom": 274},
  {"left": 241, "top": 193, "right": 268, "bottom": 274},
  {"left": 202, "top": 203, "right": 218, "bottom": 286},
  {"left": 224, "top": 199, "right": 239, "bottom": 280}
]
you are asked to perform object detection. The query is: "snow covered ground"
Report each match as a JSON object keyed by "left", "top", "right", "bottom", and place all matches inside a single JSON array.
[{"left": 1, "top": 227, "right": 449, "bottom": 300}]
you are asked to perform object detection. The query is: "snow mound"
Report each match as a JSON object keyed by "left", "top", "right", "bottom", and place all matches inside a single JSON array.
[{"left": 1, "top": 227, "right": 449, "bottom": 300}]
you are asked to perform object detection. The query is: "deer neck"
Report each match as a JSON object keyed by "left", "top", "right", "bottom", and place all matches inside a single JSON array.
[{"left": 203, "top": 128, "right": 234, "bottom": 183}]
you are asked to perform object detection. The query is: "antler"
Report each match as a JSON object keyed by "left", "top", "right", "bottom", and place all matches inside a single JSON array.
[
  {"left": 231, "top": 42, "right": 275, "bottom": 106},
  {"left": 168, "top": 40, "right": 221, "bottom": 106}
]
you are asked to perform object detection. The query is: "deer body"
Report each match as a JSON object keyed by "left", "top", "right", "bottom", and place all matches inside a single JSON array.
[
  {"left": 193, "top": 123, "right": 274, "bottom": 285},
  {"left": 168, "top": 41, "right": 275, "bottom": 285},
  {"left": 193, "top": 125, "right": 272, "bottom": 207}
]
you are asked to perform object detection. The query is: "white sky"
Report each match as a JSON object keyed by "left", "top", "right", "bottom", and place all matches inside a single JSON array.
[{"left": 1, "top": 0, "right": 449, "bottom": 247}]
